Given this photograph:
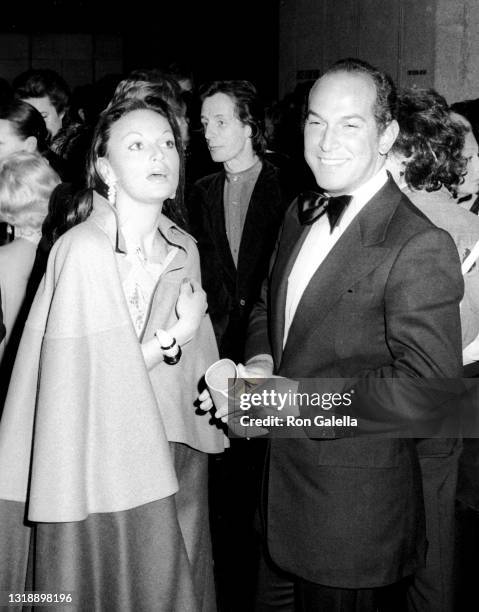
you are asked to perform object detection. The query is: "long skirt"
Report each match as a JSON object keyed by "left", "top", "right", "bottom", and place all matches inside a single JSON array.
[
  {"left": 170, "top": 442, "right": 216, "bottom": 612},
  {"left": 0, "top": 496, "right": 198, "bottom": 611}
]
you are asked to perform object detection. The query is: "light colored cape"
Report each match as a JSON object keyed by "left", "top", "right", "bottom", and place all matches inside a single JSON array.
[{"left": 0, "top": 193, "right": 225, "bottom": 522}]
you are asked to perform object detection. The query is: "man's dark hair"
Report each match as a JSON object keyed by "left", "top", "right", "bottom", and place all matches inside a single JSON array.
[
  {"left": 393, "top": 87, "right": 466, "bottom": 192},
  {"left": 199, "top": 80, "right": 266, "bottom": 155},
  {"left": 323, "top": 58, "right": 397, "bottom": 132},
  {"left": 13, "top": 69, "right": 70, "bottom": 115}
]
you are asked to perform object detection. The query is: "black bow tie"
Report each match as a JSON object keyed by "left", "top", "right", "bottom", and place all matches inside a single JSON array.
[{"left": 297, "top": 191, "right": 353, "bottom": 231}]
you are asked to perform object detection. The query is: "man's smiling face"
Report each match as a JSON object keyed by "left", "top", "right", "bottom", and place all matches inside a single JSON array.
[{"left": 304, "top": 70, "right": 395, "bottom": 195}]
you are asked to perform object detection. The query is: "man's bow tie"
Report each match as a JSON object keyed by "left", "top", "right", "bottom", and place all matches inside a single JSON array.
[{"left": 297, "top": 191, "right": 353, "bottom": 231}]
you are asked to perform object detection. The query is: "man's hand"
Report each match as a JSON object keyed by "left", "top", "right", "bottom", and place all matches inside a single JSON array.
[
  {"left": 237, "top": 354, "right": 274, "bottom": 379},
  {"left": 198, "top": 388, "right": 214, "bottom": 413}
]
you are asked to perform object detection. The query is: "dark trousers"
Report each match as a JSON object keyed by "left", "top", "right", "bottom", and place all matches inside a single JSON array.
[
  {"left": 297, "top": 578, "right": 409, "bottom": 612},
  {"left": 209, "top": 438, "right": 267, "bottom": 612},
  {"left": 455, "top": 500, "right": 479, "bottom": 611},
  {"left": 406, "top": 439, "right": 461, "bottom": 612},
  {"left": 255, "top": 545, "right": 408, "bottom": 612}
]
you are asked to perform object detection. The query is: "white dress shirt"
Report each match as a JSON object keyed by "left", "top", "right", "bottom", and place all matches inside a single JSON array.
[{"left": 283, "top": 167, "right": 388, "bottom": 347}]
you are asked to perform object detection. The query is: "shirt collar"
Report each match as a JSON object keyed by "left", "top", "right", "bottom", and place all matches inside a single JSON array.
[
  {"left": 225, "top": 158, "right": 262, "bottom": 183},
  {"left": 333, "top": 167, "right": 388, "bottom": 230},
  {"left": 348, "top": 166, "right": 388, "bottom": 206},
  {"left": 90, "top": 191, "right": 192, "bottom": 256}
]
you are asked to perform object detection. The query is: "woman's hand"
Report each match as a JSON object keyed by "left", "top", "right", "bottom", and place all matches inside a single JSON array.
[{"left": 171, "top": 278, "right": 207, "bottom": 345}]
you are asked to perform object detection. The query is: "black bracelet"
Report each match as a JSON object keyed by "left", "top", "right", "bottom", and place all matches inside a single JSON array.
[
  {"left": 163, "top": 345, "right": 182, "bottom": 365},
  {"left": 160, "top": 337, "right": 176, "bottom": 351}
]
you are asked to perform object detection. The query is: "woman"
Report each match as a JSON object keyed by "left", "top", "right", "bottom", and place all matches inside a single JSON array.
[
  {"left": 0, "top": 97, "right": 224, "bottom": 610},
  {"left": 0, "top": 152, "right": 60, "bottom": 406},
  {"left": 0, "top": 98, "right": 49, "bottom": 161},
  {"left": 0, "top": 99, "right": 61, "bottom": 246},
  {"left": 386, "top": 87, "right": 479, "bottom": 348},
  {"left": 450, "top": 107, "right": 479, "bottom": 212},
  {"left": 386, "top": 86, "right": 479, "bottom": 612}
]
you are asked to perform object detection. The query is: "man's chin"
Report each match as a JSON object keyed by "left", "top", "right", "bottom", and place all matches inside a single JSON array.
[
  {"left": 313, "top": 178, "right": 348, "bottom": 194},
  {"left": 211, "top": 155, "right": 227, "bottom": 165}
]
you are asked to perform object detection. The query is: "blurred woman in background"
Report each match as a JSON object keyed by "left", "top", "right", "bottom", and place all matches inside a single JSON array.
[
  {"left": 0, "top": 98, "right": 60, "bottom": 246},
  {"left": 450, "top": 105, "right": 479, "bottom": 213},
  {"left": 0, "top": 151, "right": 60, "bottom": 406}
]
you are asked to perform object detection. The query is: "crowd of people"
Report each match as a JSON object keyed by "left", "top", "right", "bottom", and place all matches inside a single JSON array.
[{"left": 0, "top": 58, "right": 479, "bottom": 611}]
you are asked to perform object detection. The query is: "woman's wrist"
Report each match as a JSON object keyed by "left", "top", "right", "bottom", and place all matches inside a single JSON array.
[
  {"left": 154, "top": 329, "right": 182, "bottom": 365},
  {"left": 168, "top": 319, "right": 195, "bottom": 346}
]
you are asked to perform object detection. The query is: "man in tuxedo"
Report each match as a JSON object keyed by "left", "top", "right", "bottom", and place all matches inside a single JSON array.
[{"left": 203, "top": 59, "right": 464, "bottom": 610}]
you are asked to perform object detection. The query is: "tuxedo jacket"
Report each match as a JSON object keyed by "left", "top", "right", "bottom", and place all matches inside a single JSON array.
[
  {"left": 0, "top": 291, "right": 4, "bottom": 342},
  {"left": 188, "top": 160, "right": 288, "bottom": 361},
  {"left": 245, "top": 177, "right": 464, "bottom": 588}
]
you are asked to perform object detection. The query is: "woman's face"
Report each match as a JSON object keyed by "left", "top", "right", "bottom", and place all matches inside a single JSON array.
[
  {"left": 101, "top": 108, "right": 180, "bottom": 206},
  {"left": 0, "top": 119, "right": 36, "bottom": 161},
  {"left": 385, "top": 151, "right": 409, "bottom": 188},
  {"left": 458, "top": 128, "right": 479, "bottom": 199}
]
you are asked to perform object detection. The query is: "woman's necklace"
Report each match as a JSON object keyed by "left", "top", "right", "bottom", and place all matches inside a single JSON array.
[{"left": 135, "top": 245, "right": 148, "bottom": 265}]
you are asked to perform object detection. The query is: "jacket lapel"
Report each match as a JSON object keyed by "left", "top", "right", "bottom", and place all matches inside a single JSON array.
[
  {"left": 237, "top": 162, "right": 275, "bottom": 268},
  {"left": 276, "top": 178, "right": 402, "bottom": 366},
  {"left": 269, "top": 205, "right": 311, "bottom": 365}
]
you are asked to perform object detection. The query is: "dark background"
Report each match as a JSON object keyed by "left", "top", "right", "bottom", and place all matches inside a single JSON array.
[{"left": 2, "top": 0, "right": 280, "bottom": 100}]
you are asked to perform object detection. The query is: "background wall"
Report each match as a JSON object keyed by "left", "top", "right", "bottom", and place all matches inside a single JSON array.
[
  {"left": 279, "top": 0, "right": 479, "bottom": 105},
  {"left": 0, "top": 33, "right": 122, "bottom": 89},
  {"left": 436, "top": 0, "right": 479, "bottom": 103},
  {"left": 1, "top": 1, "right": 478, "bottom": 106},
  {"left": 279, "top": 0, "right": 436, "bottom": 98},
  {"left": 0, "top": 0, "right": 279, "bottom": 102}
]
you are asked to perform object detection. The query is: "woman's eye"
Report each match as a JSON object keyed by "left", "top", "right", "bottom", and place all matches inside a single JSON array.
[
  {"left": 128, "top": 142, "right": 143, "bottom": 151},
  {"left": 162, "top": 139, "right": 176, "bottom": 149}
]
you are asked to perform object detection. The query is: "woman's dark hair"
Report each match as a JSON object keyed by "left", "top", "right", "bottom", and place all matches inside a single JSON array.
[
  {"left": 392, "top": 88, "right": 466, "bottom": 192},
  {"left": 199, "top": 80, "right": 267, "bottom": 155},
  {"left": 111, "top": 77, "right": 187, "bottom": 137},
  {"left": 43, "top": 97, "right": 187, "bottom": 245},
  {"left": 0, "top": 99, "right": 50, "bottom": 153}
]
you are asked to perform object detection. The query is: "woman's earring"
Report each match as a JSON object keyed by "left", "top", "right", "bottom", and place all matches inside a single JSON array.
[{"left": 107, "top": 179, "right": 117, "bottom": 206}]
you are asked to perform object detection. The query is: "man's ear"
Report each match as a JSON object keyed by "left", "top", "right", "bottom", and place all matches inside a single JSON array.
[{"left": 379, "top": 119, "right": 399, "bottom": 156}]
